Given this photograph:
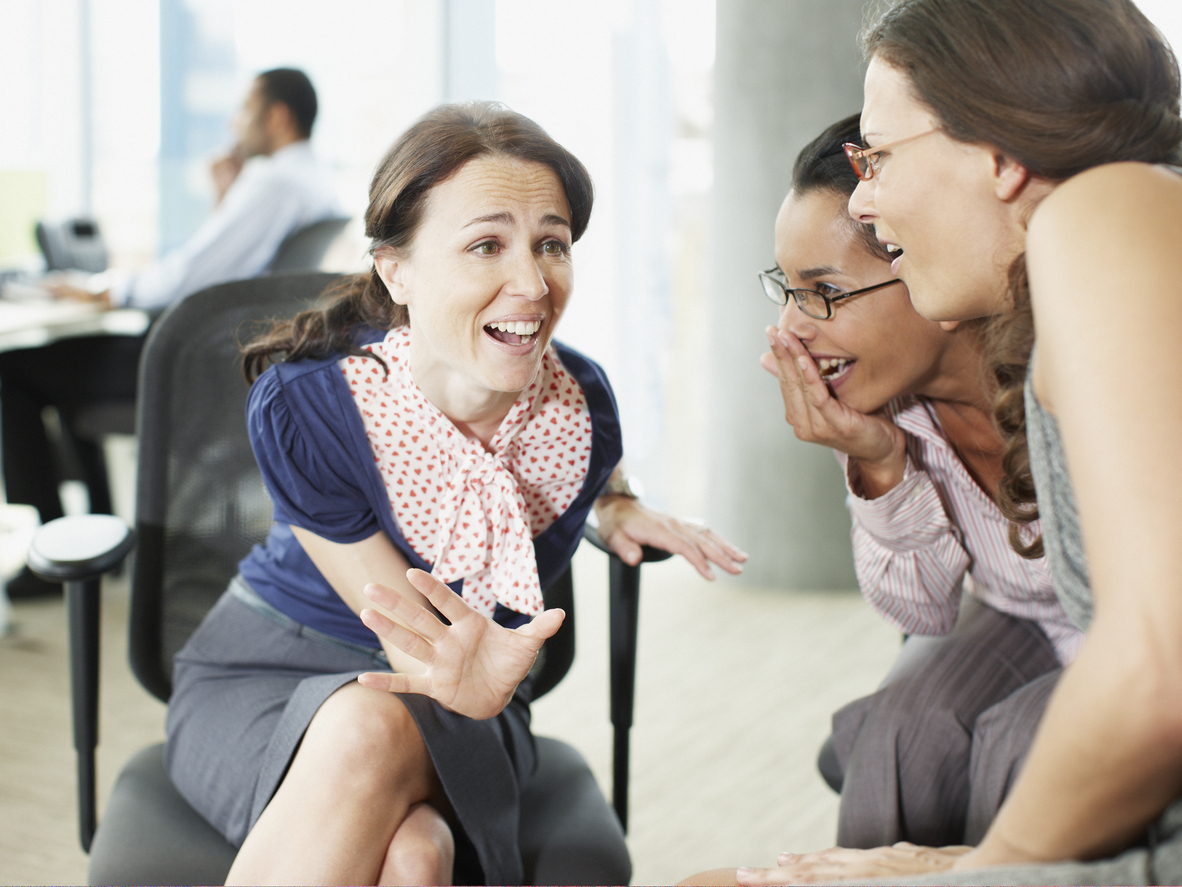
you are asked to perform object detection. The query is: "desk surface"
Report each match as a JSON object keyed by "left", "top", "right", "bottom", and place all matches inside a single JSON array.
[{"left": 0, "top": 298, "right": 150, "bottom": 353}]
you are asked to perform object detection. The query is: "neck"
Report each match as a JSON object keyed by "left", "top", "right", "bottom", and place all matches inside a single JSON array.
[
  {"left": 264, "top": 132, "right": 304, "bottom": 157},
  {"left": 408, "top": 344, "right": 522, "bottom": 450},
  {"left": 913, "top": 324, "right": 994, "bottom": 413},
  {"left": 912, "top": 326, "right": 1008, "bottom": 499}
]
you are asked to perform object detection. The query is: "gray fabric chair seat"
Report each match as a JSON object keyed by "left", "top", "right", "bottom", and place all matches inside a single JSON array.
[{"left": 88, "top": 737, "right": 628, "bottom": 886}]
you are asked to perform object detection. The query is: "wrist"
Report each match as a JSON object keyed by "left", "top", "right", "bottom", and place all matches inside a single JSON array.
[
  {"left": 599, "top": 474, "right": 643, "bottom": 501},
  {"left": 955, "top": 830, "right": 1048, "bottom": 872},
  {"left": 850, "top": 437, "right": 908, "bottom": 499}
]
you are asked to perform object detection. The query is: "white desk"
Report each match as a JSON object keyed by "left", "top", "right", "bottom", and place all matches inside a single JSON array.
[{"left": 0, "top": 298, "right": 150, "bottom": 353}]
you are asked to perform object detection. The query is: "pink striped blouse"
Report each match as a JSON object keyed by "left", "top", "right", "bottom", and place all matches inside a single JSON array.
[{"left": 838, "top": 397, "right": 1084, "bottom": 665}]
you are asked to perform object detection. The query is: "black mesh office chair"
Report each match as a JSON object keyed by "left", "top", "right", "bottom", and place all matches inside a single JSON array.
[
  {"left": 29, "top": 271, "right": 667, "bottom": 885},
  {"left": 266, "top": 216, "right": 351, "bottom": 273},
  {"left": 62, "top": 214, "right": 354, "bottom": 510}
]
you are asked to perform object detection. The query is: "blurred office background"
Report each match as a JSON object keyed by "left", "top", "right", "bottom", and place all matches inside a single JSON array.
[
  {"left": 5, "top": 0, "right": 1182, "bottom": 588},
  {"left": 3, "top": 1, "right": 1182, "bottom": 882}
]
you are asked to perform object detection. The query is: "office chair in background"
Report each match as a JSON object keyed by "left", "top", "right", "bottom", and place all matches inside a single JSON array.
[
  {"left": 63, "top": 215, "right": 355, "bottom": 513},
  {"left": 29, "top": 271, "right": 668, "bottom": 885}
]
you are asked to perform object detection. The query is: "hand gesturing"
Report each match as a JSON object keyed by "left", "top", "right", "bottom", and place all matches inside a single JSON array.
[{"left": 357, "top": 569, "right": 565, "bottom": 720}]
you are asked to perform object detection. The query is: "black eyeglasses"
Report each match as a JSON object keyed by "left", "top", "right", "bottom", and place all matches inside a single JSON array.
[{"left": 758, "top": 269, "right": 901, "bottom": 320}]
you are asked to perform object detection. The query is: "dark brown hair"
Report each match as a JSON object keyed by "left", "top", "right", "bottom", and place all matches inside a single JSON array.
[
  {"left": 792, "top": 113, "right": 893, "bottom": 263},
  {"left": 243, "top": 101, "right": 595, "bottom": 382},
  {"left": 862, "top": 0, "right": 1182, "bottom": 556}
]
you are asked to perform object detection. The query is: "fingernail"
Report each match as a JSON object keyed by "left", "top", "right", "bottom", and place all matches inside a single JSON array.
[
  {"left": 737, "top": 868, "right": 753, "bottom": 876},
  {"left": 797, "top": 356, "right": 809, "bottom": 370}
]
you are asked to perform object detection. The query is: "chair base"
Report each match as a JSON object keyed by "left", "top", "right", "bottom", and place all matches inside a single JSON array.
[{"left": 89, "top": 737, "right": 629, "bottom": 886}]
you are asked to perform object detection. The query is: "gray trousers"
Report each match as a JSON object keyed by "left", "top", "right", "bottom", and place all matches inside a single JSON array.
[{"left": 832, "top": 601, "right": 1061, "bottom": 848}]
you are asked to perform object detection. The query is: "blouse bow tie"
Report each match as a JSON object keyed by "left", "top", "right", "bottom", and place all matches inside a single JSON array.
[{"left": 341, "top": 327, "right": 592, "bottom": 617}]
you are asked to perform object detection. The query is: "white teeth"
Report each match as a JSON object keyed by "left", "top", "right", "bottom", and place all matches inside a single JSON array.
[
  {"left": 886, "top": 243, "right": 902, "bottom": 254},
  {"left": 488, "top": 320, "right": 541, "bottom": 335},
  {"left": 818, "top": 358, "right": 849, "bottom": 378}
]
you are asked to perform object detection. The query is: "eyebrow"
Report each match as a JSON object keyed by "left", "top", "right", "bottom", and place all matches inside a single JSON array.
[
  {"left": 797, "top": 265, "right": 842, "bottom": 280},
  {"left": 464, "top": 211, "right": 571, "bottom": 230}
]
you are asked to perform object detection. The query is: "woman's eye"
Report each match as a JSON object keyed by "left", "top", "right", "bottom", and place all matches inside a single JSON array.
[
  {"left": 473, "top": 241, "right": 499, "bottom": 256},
  {"left": 541, "top": 239, "right": 570, "bottom": 257},
  {"left": 814, "top": 282, "right": 841, "bottom": 296}
]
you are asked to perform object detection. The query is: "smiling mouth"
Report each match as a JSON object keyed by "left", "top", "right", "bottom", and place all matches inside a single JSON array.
[
  {"left": 485, "top": 320, "right": 541, "bottom": 346},
  {"left": 817, "top": 357, "right": 854, "bottom": 381}
]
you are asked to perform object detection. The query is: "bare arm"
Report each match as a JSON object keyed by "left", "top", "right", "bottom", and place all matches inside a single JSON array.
[
  {"left": 961, "top": 162, "right": 1182, "bottom": 867},
  {"left": 289, "top": 526, "right": 432, "bottom": 676}
]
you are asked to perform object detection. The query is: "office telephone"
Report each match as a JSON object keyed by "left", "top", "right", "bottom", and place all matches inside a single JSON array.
[{"left": 35, "top": 218, "right": 109, "bottom": 273}]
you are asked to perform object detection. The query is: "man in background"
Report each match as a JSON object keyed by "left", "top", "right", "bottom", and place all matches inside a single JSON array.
[{"left": 1, "top": 68, "right": 341, "bottom": 596}]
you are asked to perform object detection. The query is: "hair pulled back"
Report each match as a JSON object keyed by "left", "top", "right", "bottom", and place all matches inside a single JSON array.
[
  {"left": 243, "top": 101, "right": 594, "bottom": 382},
  {"left": 793, "top": 113, "right": 893, "bottom": 263},
  {"left": 862, "top": 0, "right": 1182, "bottom": 556}
]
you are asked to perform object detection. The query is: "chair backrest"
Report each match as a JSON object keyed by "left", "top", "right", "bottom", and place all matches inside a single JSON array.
[
  {"left": 126, "top": 269, "right": 578, "bottom": 703},
  {"left": 129, "top": 272, "right": 339, "bottom": 700},
  {"left": 266, "top": 216, "right": 351, "bottom": 274}
]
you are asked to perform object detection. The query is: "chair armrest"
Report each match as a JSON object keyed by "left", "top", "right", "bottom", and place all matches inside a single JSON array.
[
  {"left": 27, "top": 514, "right": 134, "bottom": 853},
  {"left": 27, "top": 514, "right": 135, "bottom": 583}
]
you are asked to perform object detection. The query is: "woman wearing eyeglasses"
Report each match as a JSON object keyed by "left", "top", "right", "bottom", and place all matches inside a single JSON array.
[{"left": 757, "top": 114, "right": 1082, "bottom": 853}]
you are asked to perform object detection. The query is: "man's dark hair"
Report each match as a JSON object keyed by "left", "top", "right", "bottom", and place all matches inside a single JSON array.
[{"left": 256, "top": 68, "right": 318, "bottom": 138}]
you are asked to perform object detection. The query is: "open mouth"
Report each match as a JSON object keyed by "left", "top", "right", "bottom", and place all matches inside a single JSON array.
[
  {"left": 484, "top": 320, "right": 541, "bottom": 346},
  {"left": 817, "top": 357, "right": 854, "bottom": 383}
]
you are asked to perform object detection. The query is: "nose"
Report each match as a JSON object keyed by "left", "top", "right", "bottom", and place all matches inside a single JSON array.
[
  {"left": 848, "top": 178, "right": 878, "bottom": 224},
  {"left": 779, "top": 299, "right": 817, "bottom": 341},
  {"left": 508, "top": 246, "right": 549, "bottom": 301}
]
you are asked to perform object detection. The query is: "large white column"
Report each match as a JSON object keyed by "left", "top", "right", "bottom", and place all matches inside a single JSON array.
[{"left": 708, "top": 0, "right": 869, "bottom": 590}]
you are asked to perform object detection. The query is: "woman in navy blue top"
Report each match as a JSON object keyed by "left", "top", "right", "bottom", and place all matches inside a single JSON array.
[{"left": 164, "top": 101, "right": 746, "bottom": 886}]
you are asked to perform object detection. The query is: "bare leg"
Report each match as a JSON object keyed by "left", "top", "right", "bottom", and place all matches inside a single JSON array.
[
  {"left": 226, "top": 683, "right": 452, "bottom": 886},
  {"left": 378, "top": 801, "right": 455, "bottom": 886}
]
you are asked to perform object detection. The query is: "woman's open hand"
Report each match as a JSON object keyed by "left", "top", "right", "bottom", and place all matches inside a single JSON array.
[
  {"left": 594, "top": 497, "right": 747, "bottom": 580},
  {"left": 356, "top": 569, "right": 565, "bottom": 719},
  {"left": 762, "top": 325, "right": 907, "bottom": 496},
  {"left": 734, "top": 842, "right": 971, "bottom": 885}
]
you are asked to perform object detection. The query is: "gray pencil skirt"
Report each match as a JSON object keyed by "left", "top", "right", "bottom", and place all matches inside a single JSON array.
[{"left": 164, "top": 577, "right": 535, "bottom": 885}]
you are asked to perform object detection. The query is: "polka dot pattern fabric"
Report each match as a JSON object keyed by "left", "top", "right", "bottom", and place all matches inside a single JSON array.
[{"left": 340, "top": 326, "right": 592, "bottom": 616}]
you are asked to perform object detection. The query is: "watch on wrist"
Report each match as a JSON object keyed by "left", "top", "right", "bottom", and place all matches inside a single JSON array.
[{"left": 601, "top": 474, "right": 644, "bottom": 499}]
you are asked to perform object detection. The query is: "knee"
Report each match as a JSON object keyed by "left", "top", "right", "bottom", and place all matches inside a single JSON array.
[
  {"left": 304, "top": 686, "right": 429, "bottom": 791},
  {"left": 384, "top": 803, "right": 455, "bottom": 885},
  {"left": 879, "top": 664, "right": 968, "bottom": 733}
]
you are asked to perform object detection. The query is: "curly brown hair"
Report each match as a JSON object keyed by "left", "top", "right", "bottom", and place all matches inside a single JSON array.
[
  {"left": 862, "top": 0, "right": 1182, "bottom": 556},
  {"left": 242, "top": 101, "right": 594, "bottom": 383}
]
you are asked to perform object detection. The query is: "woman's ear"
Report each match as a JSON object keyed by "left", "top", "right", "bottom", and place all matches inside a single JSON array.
[
  {"left": 373, "top": 250, "right": 409, "bottom": 306},
  {"left": 992, "top": 151, "right": 1032, "bottom": 202}
]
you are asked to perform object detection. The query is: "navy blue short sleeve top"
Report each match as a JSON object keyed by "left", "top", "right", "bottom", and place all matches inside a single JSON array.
[{"left": 238, "top": 327, "right": 623, "bottom": 647}]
